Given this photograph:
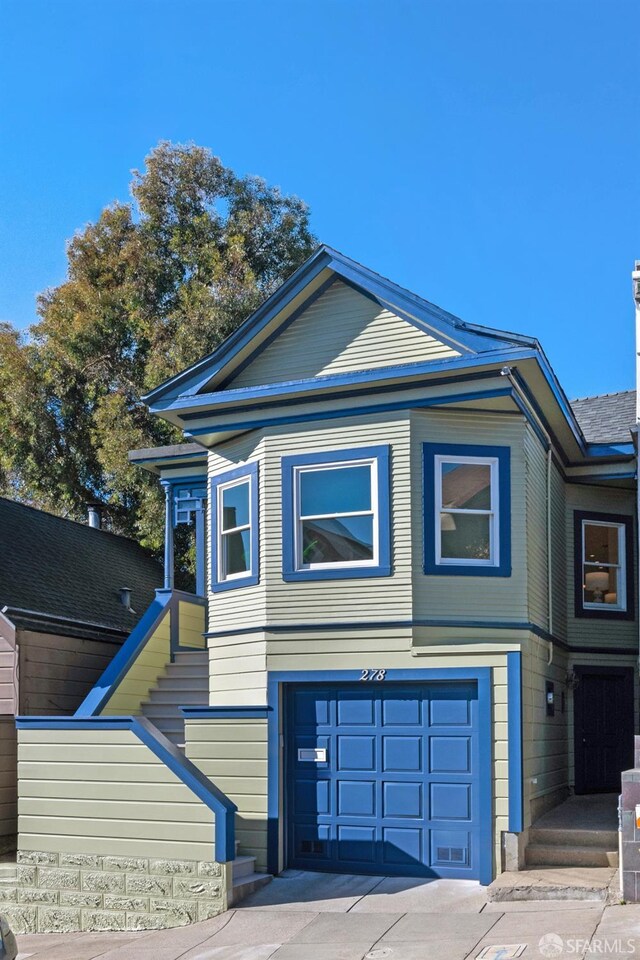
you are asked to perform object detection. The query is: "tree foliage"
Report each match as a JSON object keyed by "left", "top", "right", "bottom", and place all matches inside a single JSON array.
[{"left": 0, "top": 142, "right": 316, "bottom": 573}]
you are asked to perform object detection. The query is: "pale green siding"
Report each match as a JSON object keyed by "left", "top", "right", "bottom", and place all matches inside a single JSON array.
[
  {"left": 101, "top": 616, "right": 171, "bottom": 716},
  {"left": 18, "top": 728, "right": 215, "bottom": 860},
  {"left": 228, "top": 281, "right": 460, "bottom": 389},
  {"left": 0, "top": 717, "right": 17, "bottom": 837}
]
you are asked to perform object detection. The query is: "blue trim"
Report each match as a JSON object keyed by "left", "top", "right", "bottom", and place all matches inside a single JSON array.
[
  {"left": 74, "top": 590, "right": 172, "bottom": 717},
  {"left": 210, "top": 461, "right": 260, "bottom": 592},
  {"left": 507, "top": 652, "right": 524, "bottom": 833},
  {"left": 186, "top": 387, "right": 514, "bottom": 440},
  {"left": 266, "top": 668, "right": 493, "bottom": 885},
  {"left": 423, "top": 442, "right": 512, "bottom": 578},
  {"left": 167, "top": 474, "right": 208, "bottom": 488},
  {"left": 181, "top": 705, "right": 272, "bottom": 719},
  {"left": 573, "top": 510, "right": 635, "bottom": 622},
  {"left": 16, "top": 715, "right": 237, "bottom": 862},
  {"left": 281, "top": 445, "right": 391, "bottom": 582}
]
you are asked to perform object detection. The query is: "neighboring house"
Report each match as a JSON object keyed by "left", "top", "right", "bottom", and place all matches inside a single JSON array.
[
  {"left": 0, "top": 497, "right": 162, "bottom": 842},
  {"left": 8, "top": 247, "right": 639, "bottom": 932}
]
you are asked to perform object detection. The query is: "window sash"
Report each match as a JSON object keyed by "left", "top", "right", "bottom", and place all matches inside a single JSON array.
[
  {"left": 217, "top": 477, "right": 253, "bottom": 581},
  {"left": 581, "top": 520, "right": 626, "bottom": 611},
  {"left": 435, "top": 455, "right": 499, "bottom": 566},
  {"left": 294, "top": 460, "right": 379, "bottom": 569}
]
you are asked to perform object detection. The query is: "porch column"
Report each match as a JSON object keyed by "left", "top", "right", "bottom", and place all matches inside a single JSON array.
[{"left": 161, "top": 480, "right": 174, "bottom": 591}]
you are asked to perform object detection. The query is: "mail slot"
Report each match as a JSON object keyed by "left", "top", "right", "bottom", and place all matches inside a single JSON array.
[{"left": 298, "top": 748, "right": 327, "bottom": 762}]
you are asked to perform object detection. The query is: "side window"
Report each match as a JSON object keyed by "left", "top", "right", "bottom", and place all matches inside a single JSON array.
[
  {"left": 574, "top": 511, "right": 633, "bottom": 619},
  {"left": 282, "top": 446, "right": 391, "bottom": 581},
  {"left": 210, "top": 463, "right": 259, "bottom": 591},
  {"left": 424, "top": 443, "right": 511, "bottom": 577}
]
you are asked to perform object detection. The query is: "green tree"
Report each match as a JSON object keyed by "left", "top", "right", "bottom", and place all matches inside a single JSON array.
[{"left": 0, "top": 142, "right": 316, "bottom": 578}]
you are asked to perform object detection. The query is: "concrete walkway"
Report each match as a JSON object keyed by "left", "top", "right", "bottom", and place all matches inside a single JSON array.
[{"left": 13, "top": 869, "right": 640, "bottom": 960}]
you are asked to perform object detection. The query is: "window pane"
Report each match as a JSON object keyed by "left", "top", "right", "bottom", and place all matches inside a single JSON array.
[
  {"left": 301, "top": 515, "right": 374, "bottom": 564},
  {"left": 441, "top": 462, "right": 491, "bottom": 510},
  {"left": 441, "top": 512, "right": 491, "bottom": 561},
  {"left": 584, "top": 523, "right": 619, "bottom": 565},
  {"left": 300, "top": 465, "right": 371, "bottom": 516},
  {"left": 583, "top": 564, "right": 619, "bottom": 605},
  {"left": 221, "top": 482, "right": 250, "bottom": 531},
  {"left": 222, "top": 529, "right": 251, "bottom": 576}
]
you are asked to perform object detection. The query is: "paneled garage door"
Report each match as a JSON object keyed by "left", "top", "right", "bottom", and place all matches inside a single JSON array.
[{"left": 286, "top": 681, "right": 484, "bottom": 878}]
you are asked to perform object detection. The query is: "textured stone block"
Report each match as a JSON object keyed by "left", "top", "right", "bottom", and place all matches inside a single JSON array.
[
  {"left": 173, "top": 877, "right": 221, "bottom": 899},
  {"left": 622, "top": 842, "right": 640, "bottom": 872},
  {"left": 0, "top": 885, "right": 17, "bottom": 902},
  {"left": 16, "top": 865, "right": 36, "bottom": 885},
  {"left": 17, "top": 850, "right": 58, "bottom": 866},
  {"left": 126, "top": 912, "right": 167, "bottom": 931},
  {"left": 3, "top": 905, "right": 37, "bottom": 934},
  {"left": 150, "top": 898, "right": 198, "bottom": 924},
  {"left": 60, "top": 853, "right": 101, "bottom": 869},
  {"left": 103, "top": 856, "right": 148, "bottom": 873},
  {"left": 126, "top": 874, "right": 172, "bottom": 897},
  {"left": 81, "top": 909, "right": 126, "bottom": 931},
  {"left": 150, "top": 858, "right": 196, "bottom": 876},
  {"left": 104, "top": 895, "right": 149, "bottom": 912},
  {"left": 198, "top": 861, "right": 222, "bottom": 877},
  {"left": 197, "top": 900, "right": 224, "bottom": 921},
  {"left": 81, "top": 871, "right": 125, "bottom": 894},
  {"left": 18, "top": 888, "right": 59, "bottom": 904},
  {"left": 38, "top": 868, "right": 80, "bottom": 890},
  {"left": 37, "top": 907, "right": 81, "bottom": 933},
  {"left": 60, "top": 891, "right": 103, "bottom": 908}
]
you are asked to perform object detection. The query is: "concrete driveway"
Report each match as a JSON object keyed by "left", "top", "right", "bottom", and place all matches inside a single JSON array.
[{"left": 13, "top": 869, "right": 640, "bottom": 960}]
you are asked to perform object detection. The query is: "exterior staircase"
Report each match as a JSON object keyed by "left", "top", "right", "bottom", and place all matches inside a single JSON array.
[
  {"left": 525, "top": 794, "right": 619, "bottom": 869},
  {"left": 139, "top": 649, "right": 270, "bottom": 904}
]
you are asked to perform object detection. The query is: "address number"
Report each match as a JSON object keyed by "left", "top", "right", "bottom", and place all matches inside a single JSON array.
[{"left": 359, "top": 669, "right": 387, "bottom": 681}]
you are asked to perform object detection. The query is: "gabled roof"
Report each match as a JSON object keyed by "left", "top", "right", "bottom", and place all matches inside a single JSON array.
[
  {"left": 144, "top": 244, "right": 539, "bottom": 405},
  {"left": 0, "top": 498, "right": 162, "bottom": 640},
  {"left": 570, "top": 390, "right": 636, "bottom": 445}
]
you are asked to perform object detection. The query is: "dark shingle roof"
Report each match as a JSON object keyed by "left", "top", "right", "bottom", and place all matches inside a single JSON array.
[
  {"left": 0, "top": 498, "right": 162, "bottom": 639},
  {"left": 570, "top": 389, "right": 636, "bottom": 445}
]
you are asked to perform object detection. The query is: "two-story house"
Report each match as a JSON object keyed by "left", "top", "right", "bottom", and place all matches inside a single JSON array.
[{"left": 8, "top": 247, "right": 638, "bottom": 933}]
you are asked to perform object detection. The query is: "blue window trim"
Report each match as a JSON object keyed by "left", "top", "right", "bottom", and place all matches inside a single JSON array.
[
  {"left": 573, "top": 510, "right": 635, "bottom": 621},
  {"left": 423, "top": 442, "right": 511, "bottom": 578},
  {"left": 265, "top": 668, "right": 494, "bottom": 885},
  {"left": 506, "top": 652, "right": 523, "bottom": 833},
  {"left": 281, "top": 445, "right": 392, "bottom": 582},
  {"left": 16, "top": 715, "right": 237, "bottom": 862},
  {"left": 210, "top": 461, "right": 260, "bottom": 592}
]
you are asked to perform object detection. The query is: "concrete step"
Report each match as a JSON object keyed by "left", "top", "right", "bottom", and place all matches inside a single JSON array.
[
  {"left": 156, "top": 676, "right": 208, "bottom": 692},
  {"left": 140, "top": 703, "right": 183, "bottom": 718},
  {"left": 530, "top": 827, "right": 619, "bottom": 849},
  {"left": 0, "top": 862, "right": 16, "bottom": 881},
  {"left": 230, "top": 872, "right": 272, "bottom": 906},
  {"left": 526, "top": 843, "right": 618, "bottom": 868},
  {"left": 232, "top": 855, "right": 257, "bottom": 880},
  {"left": 488, "top": 866, "right": 616, "bottom": 902},
  {"left": 172, "top": 652, "right": 208, "bottom": 664},
  {"left": 146, "top": 689, "right": 206, "bottom": 705}
]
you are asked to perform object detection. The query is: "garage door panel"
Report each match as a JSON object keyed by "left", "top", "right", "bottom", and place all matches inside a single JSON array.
[{"left": 287, "top": 681, "right": 483, "bottom": 878}]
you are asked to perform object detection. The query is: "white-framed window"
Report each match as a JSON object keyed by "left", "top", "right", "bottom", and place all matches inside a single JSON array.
[
  {"left": 211, "top": 461, "right": 259, "bottom": 591},
  {"left": 293, "top": 458, "right": 379, "bottom": 570},
  {"left": 581, "top": 519, "right": 626, "bottom": 612},
  {"left": 434, "top": 454, "right": 499, "bottom": 567}
]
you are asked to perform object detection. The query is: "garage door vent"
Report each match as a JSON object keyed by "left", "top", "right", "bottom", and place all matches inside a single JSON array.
[
  {"left": 436, "top": 846, "right": 466, "bottom": 863},
  {"left": 300, "top": 840, "right": 325, "bottom": 855}
]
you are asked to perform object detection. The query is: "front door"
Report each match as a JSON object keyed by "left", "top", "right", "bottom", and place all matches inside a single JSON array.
[{"left": 574, "top": 666, "right": 634, "bottom": 794}]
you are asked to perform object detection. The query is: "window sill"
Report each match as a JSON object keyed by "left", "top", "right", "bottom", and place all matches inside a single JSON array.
[
  {"left": 423, "top": 562, "right": 511, "bottom": 578},
  {"left": 283, "top": 565, "right": 392, "bottom": 582},
  {"left": 211, "top": 572, "right": 260, "bottom": 593},
  {"left": 575, "top": 605, "right": 633, "bottom": 621}
]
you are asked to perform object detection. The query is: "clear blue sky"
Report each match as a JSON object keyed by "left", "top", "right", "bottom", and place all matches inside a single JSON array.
[{"left": 0, "top": 0, "right": 638, "bottom": 399}]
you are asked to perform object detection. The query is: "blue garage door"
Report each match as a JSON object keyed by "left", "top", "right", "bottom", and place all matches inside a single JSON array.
[{"left": 287, "top": 681, "right": 483, "bottom": 878}]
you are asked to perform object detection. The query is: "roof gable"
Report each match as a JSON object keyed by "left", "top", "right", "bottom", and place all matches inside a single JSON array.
[
  {"left": 145, "top": 246, "right": 536, "bottom": 406},
  {"left": 226, "top": 279, "right": 461, "bottom": 389}
]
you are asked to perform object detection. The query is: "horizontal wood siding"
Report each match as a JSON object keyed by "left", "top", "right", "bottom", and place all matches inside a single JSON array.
[
  {"left": 178, "top": 601, "right": 206, "bottom": 648},
  {"left": 0, "top": 717, "right": 17, "bottom": 837},
  {"left": 525, "top": 426, "right": 550, "bottom": 631},
  {"left": 101, "top": 617, "right": 171, "bottom": 716},
  {"left": 565, "top": 484, "right": 637, "bottom": 648},
  {"left": 550, "top": 463, "right": 568, "bottom": 640},
  {"left": 0, "top": 613, "right": 17, "bottom": 715},
  {"left": 18, "top": 631, "right": 121, "bottom": 716},
  {"left": 228, "top": 281, "right": 460, "bottom": 389},
  {"left": 186, "top": 718, "right": 268, "bottom": 871},
  {"left": 411, "top": 410, "right": 529, "bottom": 620},
  {"left": 18, "top": 728, "right": 215, "bottom": 860}
]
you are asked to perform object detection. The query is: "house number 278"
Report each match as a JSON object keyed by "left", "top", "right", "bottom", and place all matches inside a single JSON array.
[{"left": 359, "top": 669, "right": 387, "bottom": 681}]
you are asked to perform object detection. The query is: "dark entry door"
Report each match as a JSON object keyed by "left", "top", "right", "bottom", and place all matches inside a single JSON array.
[{"left": 574, "top": 667, "right": 634, "bottom": 794}]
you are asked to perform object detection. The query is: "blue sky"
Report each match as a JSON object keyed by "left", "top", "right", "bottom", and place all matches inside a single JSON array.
[{"left": 0, "top": 0, "right": 638, "bottom": 399}]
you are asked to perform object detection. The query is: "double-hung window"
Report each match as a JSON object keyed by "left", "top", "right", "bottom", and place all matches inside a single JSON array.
[
  {"left": 423, "top": 443, "right": 511, "bottom": 577},
  {"left": 282, "top": 445, "right": 391, "bottom": 581},
  {"left": 574, "top": 511, "right": 633, "bottom": 619},
  {"left": 210, "top": 462, "right": 259, "bottom": 591}
]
